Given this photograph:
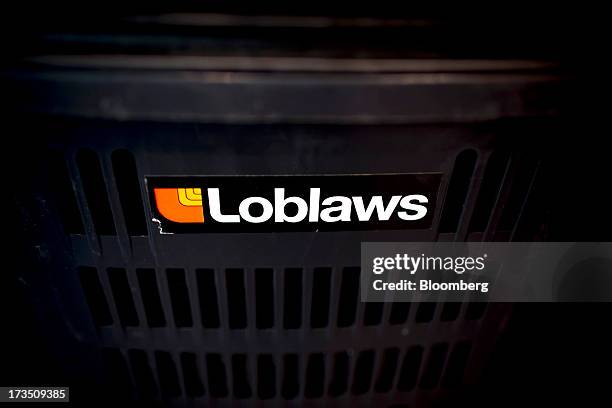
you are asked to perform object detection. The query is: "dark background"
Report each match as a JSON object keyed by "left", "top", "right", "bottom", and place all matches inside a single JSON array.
[{"left": 2, "top": 4, "right": 610, "bottom": 406}]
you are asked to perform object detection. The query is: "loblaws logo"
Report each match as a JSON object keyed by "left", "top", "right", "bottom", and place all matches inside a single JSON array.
[
  {"left": 155, "top": 187, "right": 428, "bottom": 224},
  {"left": 154, "top": 188, "right": 205, "bottom": 223},
  {"left": 148, "top": 174, "right": 441, "bottom": 233}
]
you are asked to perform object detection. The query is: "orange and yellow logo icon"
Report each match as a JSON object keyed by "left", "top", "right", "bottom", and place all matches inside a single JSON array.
[{"left": 153, "top": 188, "right": 204, "bottom": 223}]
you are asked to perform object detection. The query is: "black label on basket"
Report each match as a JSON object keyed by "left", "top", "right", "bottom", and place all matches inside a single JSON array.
[{"left": 147, "top": 174, "right": 441, "bottom": 234}]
